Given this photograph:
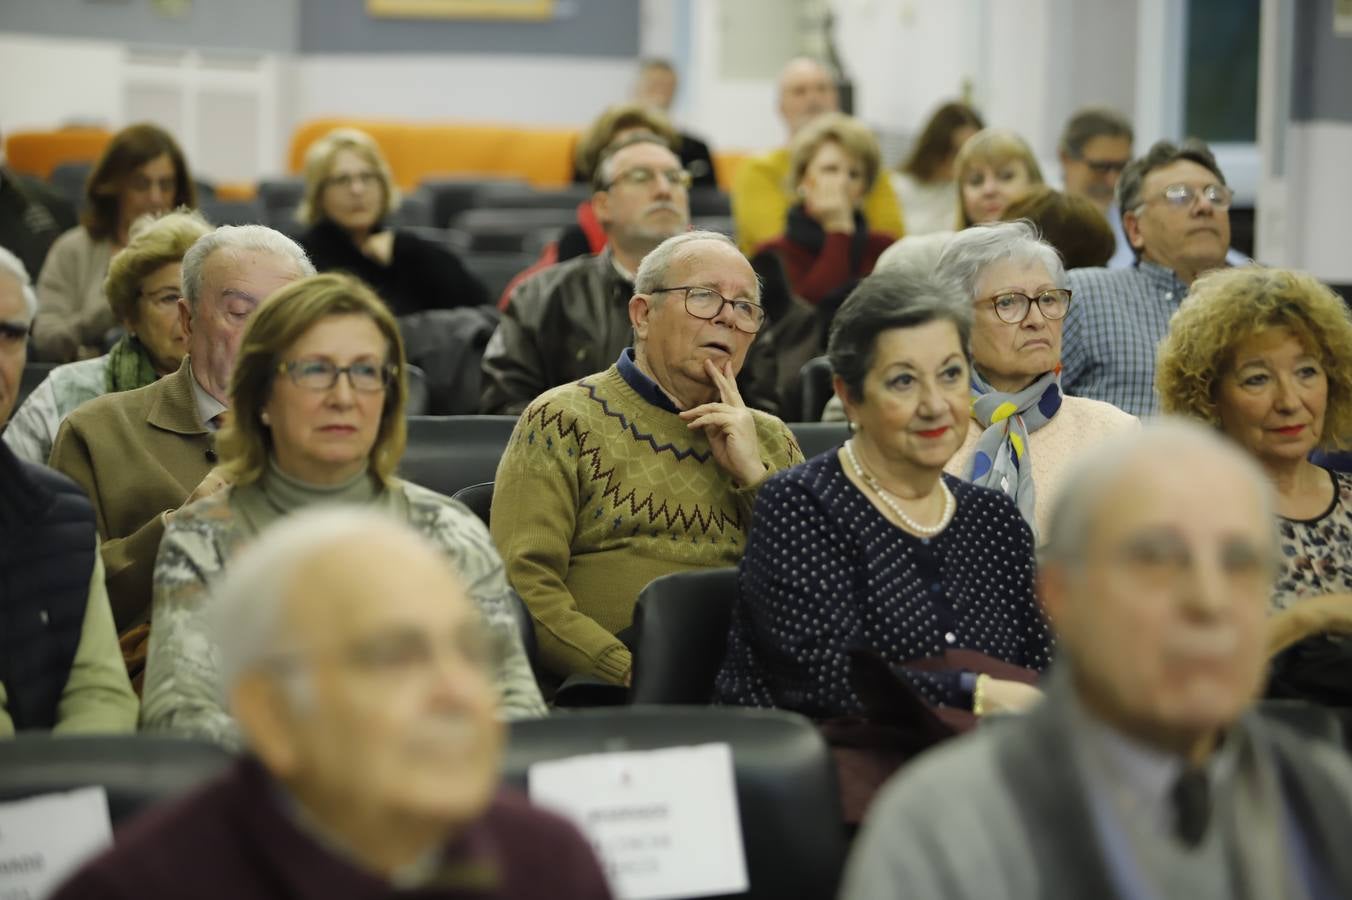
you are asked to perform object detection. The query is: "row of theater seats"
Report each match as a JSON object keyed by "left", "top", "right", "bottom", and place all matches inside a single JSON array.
[
  {"left": 0, "top": 708, "right": 848, "bottom": 900},
  {"left": 41, "top": 162, "right": 736, "bottom": 301}
]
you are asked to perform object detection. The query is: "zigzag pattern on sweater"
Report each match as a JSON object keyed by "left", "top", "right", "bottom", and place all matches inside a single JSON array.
[{"left": 523, "top": 391, "right": 744, "bottom": 536}]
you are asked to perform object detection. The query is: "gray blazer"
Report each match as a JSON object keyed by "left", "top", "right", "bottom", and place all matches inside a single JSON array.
[{"left": 840, "top": 673, "right": 1352, "bottom": 899}]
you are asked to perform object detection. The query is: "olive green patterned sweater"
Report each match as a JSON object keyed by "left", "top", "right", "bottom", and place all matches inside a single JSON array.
[{"left": 491, "top": 352, "right": 803, "bottom": 684}]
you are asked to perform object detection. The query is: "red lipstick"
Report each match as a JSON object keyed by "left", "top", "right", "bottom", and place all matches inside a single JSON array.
[{"left": 917, "top": 427, "right": 950, "bottom": 439}]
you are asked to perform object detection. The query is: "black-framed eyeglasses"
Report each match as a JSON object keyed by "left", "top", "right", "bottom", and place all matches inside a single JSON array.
[
  {"left": 1142, "top": 182, "right": 1233, "bottom": 210},
  {"left": 277, "top": 358, "right": 397, "bottom": 392},
  {"left": 650, "top": 285, "right": 766, "bottom": 334},
  {"left": 603, "top": 166, "right": 693, "bottom": 191},
  {"left": 325, "top": 171, "right": 381, "bottom": 191},
  {"left": 983, "top": 289, "right": 1072, "bottom": 325}
]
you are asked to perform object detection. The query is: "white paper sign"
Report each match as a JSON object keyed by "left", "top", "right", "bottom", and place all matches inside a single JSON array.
[
  {"left": 528, "top": 742, "right": 748, "bottom": 900},
  {"left": 0, "top": 787, "right": 113, "bottom": 900}
]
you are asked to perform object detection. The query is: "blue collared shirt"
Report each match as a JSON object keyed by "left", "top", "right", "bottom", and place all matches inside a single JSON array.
[{"left": 615, "top": 347, "right": 681, "bottom": 415}]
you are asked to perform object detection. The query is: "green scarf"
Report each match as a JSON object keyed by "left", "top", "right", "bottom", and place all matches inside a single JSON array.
[{"left": 104, "top": 335, "right": 161, "bottom": 394}]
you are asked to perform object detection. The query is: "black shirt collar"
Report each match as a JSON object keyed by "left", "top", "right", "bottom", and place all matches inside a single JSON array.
[{"left": 616, "top": 348, "right": 680, "bottom": 414}]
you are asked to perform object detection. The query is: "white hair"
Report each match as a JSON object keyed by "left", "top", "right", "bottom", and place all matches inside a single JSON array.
[
  {"left": 936, "top": 220, "right": 1066, "bottom": 301},
  {"left": 180, "top": 224, "right": 315, "bottom": 312},
  {"left": 1040, "top": 418, "right": 1277, "bottom": 567},
  {"left": 212, "top": 506, "right": 419, "bottom": 696},
  {"left": 873, "top": 232, "right": 955, "bottom": 277},
  {"left": 0, "top": 245, "right": 37, "bottom": 320},
  {"left": 633, "top": 230, "right": 759, "bottom": 302}
]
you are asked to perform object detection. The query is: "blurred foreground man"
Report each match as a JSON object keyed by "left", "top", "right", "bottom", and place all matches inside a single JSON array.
[
  {"left": 842, "top": 422, "right": 1352, "bottom": 899},
  {"left": 51, "top": 508, "right": 611, "bottom": 900}
]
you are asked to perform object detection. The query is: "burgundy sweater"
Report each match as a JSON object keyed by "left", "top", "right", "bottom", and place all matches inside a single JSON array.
[
  {"left": 49, "top": 759, "right": 613, "bottom": 900},
  {"left": 754, "top": 230, "right": 894, "bottom": 306}
]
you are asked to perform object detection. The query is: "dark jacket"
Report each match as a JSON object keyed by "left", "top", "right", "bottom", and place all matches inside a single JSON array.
[
  {"left": 0, "top": 440, "right": 95, "bottom": 729},
  {"left": 49, "top": 758, "right": 613, "bottom": 900},
  {"left": 0, "top": 165, "right": 76, "bottom": 280},
  {"left": 301, "top": 219, "right": 489, "bottom": 316},
  {"left": 481, "top": 249, "right": 782, "bottom": 417}
]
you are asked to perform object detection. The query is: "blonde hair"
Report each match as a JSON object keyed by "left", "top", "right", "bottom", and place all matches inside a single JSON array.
[
  {"left": 787, "top": 112, "right": 882, "bottom": 196},
  {"left": 574, "top": 102, "right": 679, "bottom": 182},
  {"left": 953, "top": 128, "right": 1045, "bottom": 227},
  {"left": 296, "top": 128, "right": 401, "bottom": 227},
  {"left": 103, "top": 209, "right": 212, "bottom": 325},
  {"left": 1157, "top": 266, "right": 1352, "bottom": 449},
  {"left": 217, "top": 273, "right": 409, "bottom": 487}
]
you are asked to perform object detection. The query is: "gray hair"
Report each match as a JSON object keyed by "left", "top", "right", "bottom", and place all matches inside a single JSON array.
[
  {"left": 593, "top": 130, "right": 679, "bottom": 191},
  {"left": 1040, "top": 419, "right": 1277, "bottom": 568},
  {"left": 827, "top": 262, "right": 971, "bottom": 403},
  {"left": 634, "top": 231, "right": 759, "bottom": 302},
  {"left": 936, "top": 220, "right": 1066, "bottom": 302},
  {"left": 181, "top": 224, "right": 315, "bottom": 312},
  {"left": 213, "top": 506, "right": 427, "bottom": 703},
  {"left": 873, "top": 232, "right": 954, "bottom": 276},
  {"left": 1059, "top": 106, "right": 1133, "bottom": 158},
  {"left": 0, "top": 245, "right": 37, "bottom": 320}
]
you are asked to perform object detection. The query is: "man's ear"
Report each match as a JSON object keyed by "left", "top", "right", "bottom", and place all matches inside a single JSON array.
[
  {"left": 591, "top": 190, "right": 611, "bottom": 229},
  {"left": 1122, "top": 208, "right": 1146, "bottom": 251},
  {"left": 177, "top": 298, "right": 193, "bottom": 342},
  {"left": 231, "top": 674, "right": 299, "bottom": 778},
  {"left": 628, "top": 293, "right": 653, "bottom": 337}
]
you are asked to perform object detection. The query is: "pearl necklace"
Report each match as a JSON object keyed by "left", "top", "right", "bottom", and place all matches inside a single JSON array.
[{"left": 844, "top": 439, "right": 954, "bottom": 536}]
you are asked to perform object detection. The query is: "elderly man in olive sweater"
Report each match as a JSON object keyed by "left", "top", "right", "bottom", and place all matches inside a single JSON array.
[
  {"left": 491, "top": 231, "right": 803, "bottom": 687},
  {"left": 50, "top": 508, "right": 611, "bottom": 900},
  {"left": 0, "top": 246, "right": 136, "bottom": 736}
]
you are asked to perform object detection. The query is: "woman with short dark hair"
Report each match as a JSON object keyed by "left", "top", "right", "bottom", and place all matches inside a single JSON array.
[
  {"left": 716, "top": 266, "right": 1051, "bottom": 723},
  {"left": 33, "top": 124, "right": 197, "bottom": 362}
]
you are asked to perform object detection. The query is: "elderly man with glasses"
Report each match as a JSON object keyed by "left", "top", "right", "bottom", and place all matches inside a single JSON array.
[
  {"left": 491, "top": 231, "right": 803, "bottom": 689},
  {"left": 1062, "top": 139, "right": 1242, "bottom": 417}
]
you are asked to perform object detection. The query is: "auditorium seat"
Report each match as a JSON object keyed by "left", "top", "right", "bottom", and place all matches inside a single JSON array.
[
  {"left": 502, "top": 706, "right": 847, "bottom": 900},
  {"left": 0, "top": 734, "right": 231, "bottom": 824},
  {"left": 796, "top": 355, "right": 834, "bottom": 422},
  {"left": 688, "top": 188, "right": 733, "bottom": 218},
  {"left": 47, "top": 161, "right": 93, "bottom": 210},
  {"left": 629, "top": 568, "right": 738, "bottom": 705},
  {"left": 460, "top": 250, "right": 536, "bottom": 302},
  {"left": 417, "top": 177, "right": 531, "bottom": 228},
  {"left": 256, "top": 176, "right": 305, "bottom": 227},
  {"left": 453, "top": 183, "right": 593, "bottom": 214},
  {"left": 200, "top": 198, "right": 266, "bottom": 227},
  {"left": 398, "top": 415, "right": 517, "bottom": 497},
  {"left": 788, "top": 421, "right": 849, "bottom": 459},
  {"left": 449, "top": 207, "right": 577, "bottom": 254},
  {"left": 450, "top": 480, "right": 493, "bottom": 527}
]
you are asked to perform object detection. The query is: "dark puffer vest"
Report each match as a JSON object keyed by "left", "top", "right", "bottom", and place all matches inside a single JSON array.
[{"left": 0, "top": 440, "right": 95, "bottom": 729}]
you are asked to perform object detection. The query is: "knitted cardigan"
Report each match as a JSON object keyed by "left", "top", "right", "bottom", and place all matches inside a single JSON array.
[
  {"left": 140, "top": 477, "right": 546, "bottom": 746},
  {"left": 491, "top": 353, "right": 804, "bottom": 684}
]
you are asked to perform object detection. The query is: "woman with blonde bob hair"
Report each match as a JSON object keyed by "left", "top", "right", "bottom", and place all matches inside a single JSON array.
[
  {"left": 753, "top": 112, "right": 896, "bottom": 306},
  {"left": 953, "top": 128, "right": 1044, "bottom": 228},
  {"left": 296, "top": 128, "right": 487, "bottom": 315},
  {"left": 141, "top": 273, "right": 545, "bottom": 745},
  {"left": 1157, "top": 266, "right": 1352, "bottom": 612},
  {"left": 4, "top": 209, "right": 211, "bottom": 464}
]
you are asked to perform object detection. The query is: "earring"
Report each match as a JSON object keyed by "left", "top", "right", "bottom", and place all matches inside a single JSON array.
[
  {"left": 260, "top": 412, "right": 271, "bottom": 425},
  {"left": 848, "top": 420, "right": 858, "bottom": 433}
]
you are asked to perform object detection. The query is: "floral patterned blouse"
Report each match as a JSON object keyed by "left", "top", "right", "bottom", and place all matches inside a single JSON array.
[{"left": 1272, "top": 469, "right": 1352, "bottom": 612}]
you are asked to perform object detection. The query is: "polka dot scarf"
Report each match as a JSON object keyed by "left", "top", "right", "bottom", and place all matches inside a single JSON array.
[{"left": 967, "top": 368, "right": 1063, "bottom": 535}]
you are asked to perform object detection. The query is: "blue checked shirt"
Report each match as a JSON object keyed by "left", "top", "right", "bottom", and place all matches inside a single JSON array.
[{"left": 1063, "top": 261, "right": 1191, "bottom": 417}]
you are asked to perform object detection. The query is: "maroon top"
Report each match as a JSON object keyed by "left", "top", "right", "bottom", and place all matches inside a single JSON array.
[
  {"left": 49, "top": 759, "right": 613, "bottom": 900},
  {"left": 754, "top": 230, "right": 895, "bottom": 306}
]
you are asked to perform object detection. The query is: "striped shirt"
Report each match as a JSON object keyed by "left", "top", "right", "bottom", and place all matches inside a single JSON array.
[{"left": 1063, "top": 261, "right": 1190, "bottom": 417}]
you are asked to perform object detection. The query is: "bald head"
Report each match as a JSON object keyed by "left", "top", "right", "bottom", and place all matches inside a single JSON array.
[
  {"left": 1040, "top": 420, "right": 1277, "bottom": 758},
  {"left": 778, "top": 57, "right": 838, "bottom": 136}
]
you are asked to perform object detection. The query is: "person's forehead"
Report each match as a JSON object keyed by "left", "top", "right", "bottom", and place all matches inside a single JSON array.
[
  {"left": 1080, "top": 135, "right": 1132, "bottom": 158},
  {"left": 974, "top": 258, "right": 1053, "bottom": 294},
  {"left": 611, "top": 141, "right": 680, "bottom": 172},
  {"left": 290, "top": 538, "right": 469, "bottom": 641},
  {"left": 1143, "top": 158, "right": 1218, "bottom": 190},
  {"left": 1092, "top": 450, "right": 1267, "bottom": 546},
  {"left": 667, "top": 242, "right": 756, "bottom": 293},
  {"left": 328, "top": 147, "right": 376, "bottom": 173},
  {"left": 781, "top": 61, "right": 831, "bottom": 92},
  {"left": 204, "top": 248, "right": 297, "bottom": 288}
]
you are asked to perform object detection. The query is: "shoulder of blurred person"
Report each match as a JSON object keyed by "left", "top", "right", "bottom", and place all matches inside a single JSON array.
[
  {"left": 31, "top": 225, "right": 118, "bottom": 362},
  {"left": 1, "top": 354, "right": 109, "bottom": 464},
  {"left": 48, "top": 757, "right": 612, "bottom": 900},
  {"left": 0, "top": 438, "right": 137, "bottom": 735},
  {"left": 889, "top": 171, "right": 959, "bottom": 237}
]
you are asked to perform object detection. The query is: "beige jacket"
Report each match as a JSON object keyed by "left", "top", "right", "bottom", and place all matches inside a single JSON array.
[{"left": 33, "top": 226, "right": 116, "bottom": 361}]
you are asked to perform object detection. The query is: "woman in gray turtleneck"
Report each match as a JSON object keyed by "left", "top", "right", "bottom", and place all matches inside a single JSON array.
[{"left": 140, "top": 273, "right": 545, "bottom": 745}]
